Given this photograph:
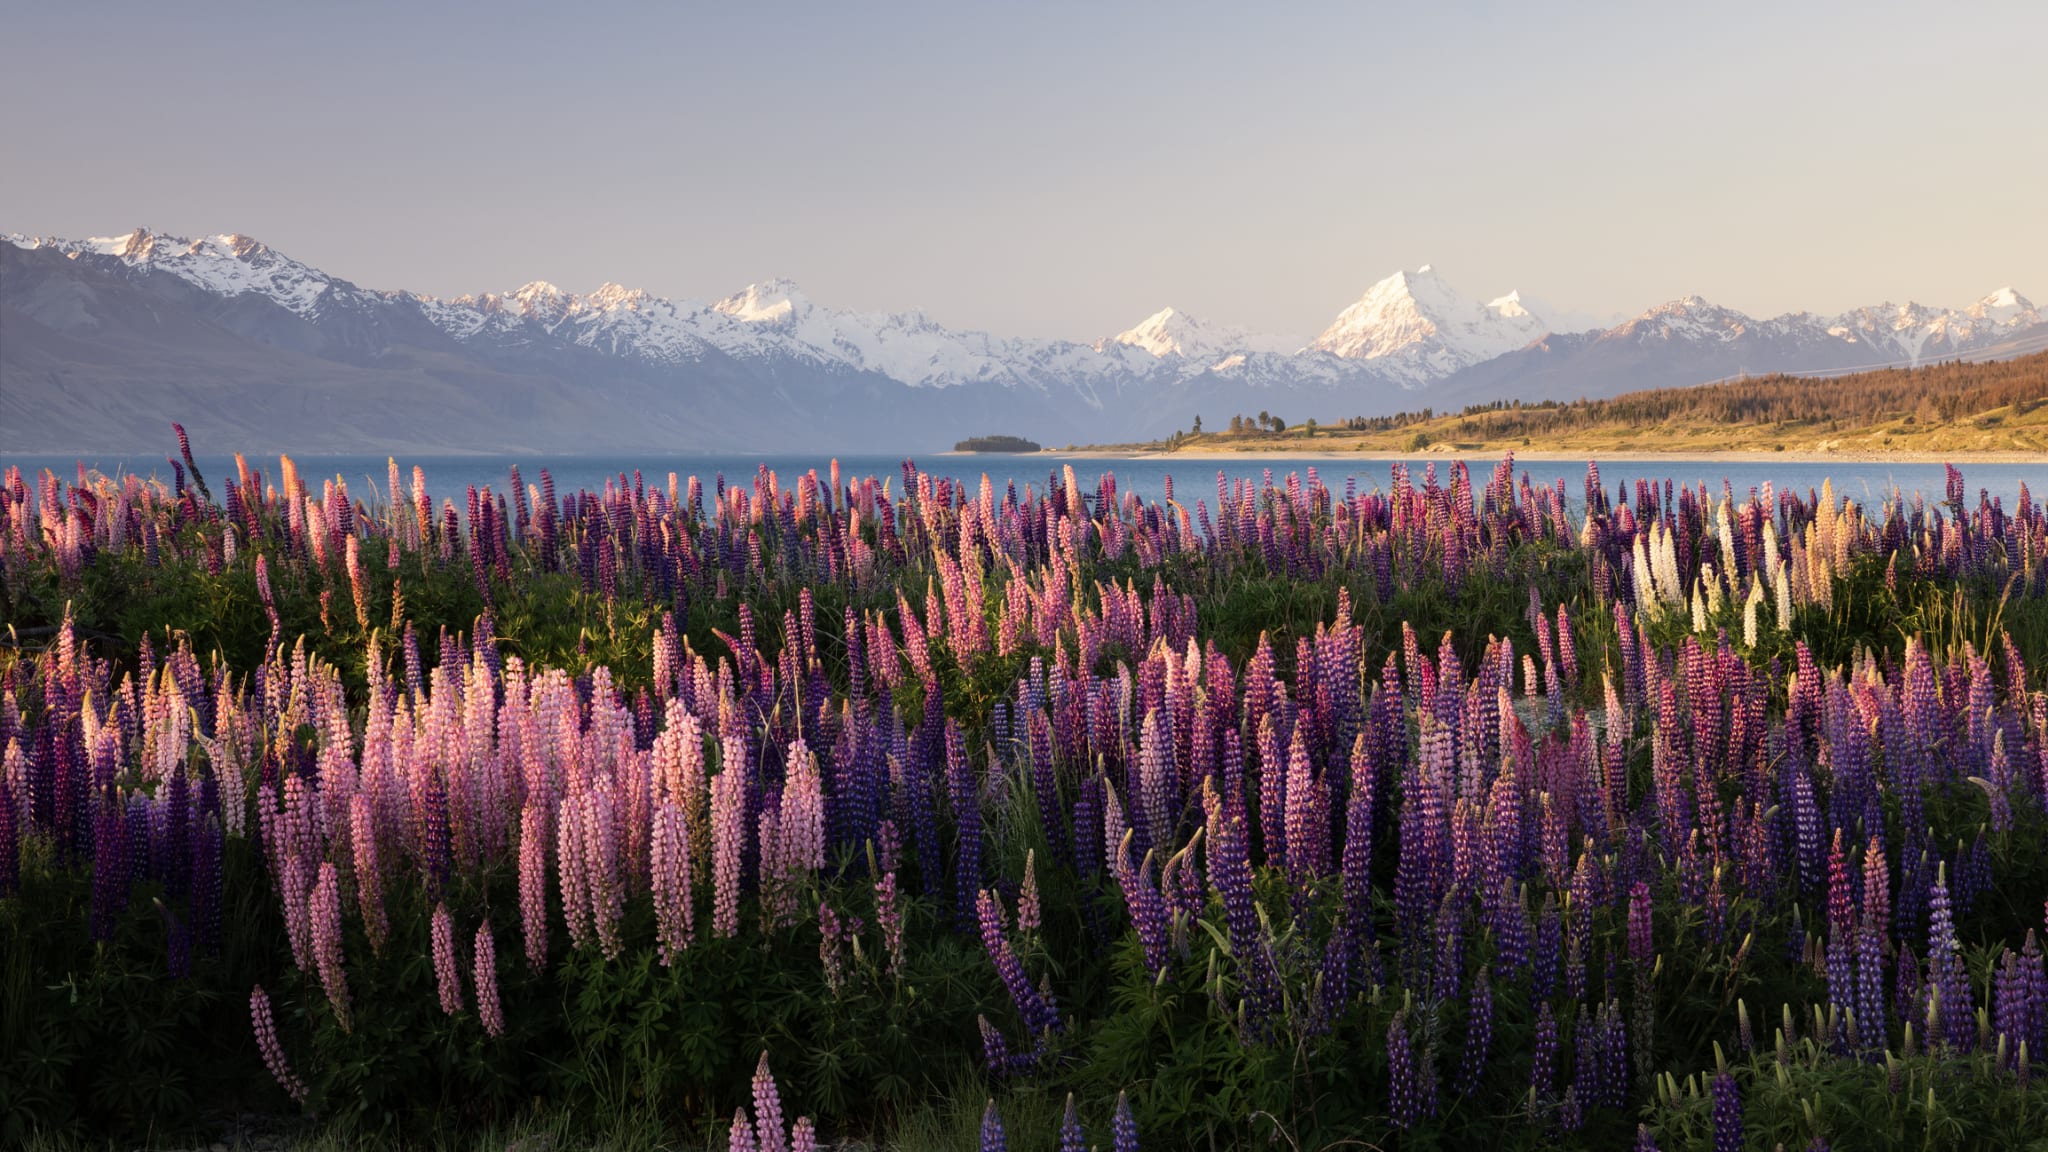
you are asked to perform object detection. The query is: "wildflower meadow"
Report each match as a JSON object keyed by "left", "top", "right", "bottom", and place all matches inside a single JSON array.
[{"left": 3, "top": 428, "right": 2047, "bottom": 1150}]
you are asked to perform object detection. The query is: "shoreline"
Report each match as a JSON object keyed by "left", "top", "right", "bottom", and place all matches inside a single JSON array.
[{"left": 1025, "top": 447, "right": 2048, "bottom": 465}]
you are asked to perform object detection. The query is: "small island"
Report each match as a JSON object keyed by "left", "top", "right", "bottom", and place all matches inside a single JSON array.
[{"left": 953, "top": 434, "right": 1042, "bottom": 453}]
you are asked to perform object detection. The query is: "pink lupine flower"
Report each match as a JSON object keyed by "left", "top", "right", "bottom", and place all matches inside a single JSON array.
[
  {"left": 753, "top": 1051, "right": 789, "bottom": 1152},
  {"left": 558, "top": 793, "right": 592, "bottom": 952},
  {"left": 1018, "top": 848, "right": 1042, "bottom": 934},
  {"left": 712, "top": 765, "right": 746, "bottom": 938},
  {"left": 790, "top": 1118, "right": 818, "bottom": 1152},
  {"left": 432, "top": 902, "right": 465, "bottom": 1015},
  {"left": 474, "top": 920, "right": 505, "bottom": 1038},
  {"left": 729, "top": 1108, "right": 759, "bottom": 1152},
  {"left": 350, "top": 793, "right": 389, "bottom": 955},
  {"left": 874, "top": 867, "right": 905, "bottom": 972},
  {"left": 519, "top": 801, "right": 550, "bottom": 970},
  {"left": 583, "top": 789, "right": 624, "bottom": 959},
  {"left": 652, "top": 801, "right": 695, "bottom": 962},
  {"left": 250, "top": 985, "right": 308, "bottom": 1104},
  {"left": 309, "top": 862, "right": 351, "bottom": 1032}
]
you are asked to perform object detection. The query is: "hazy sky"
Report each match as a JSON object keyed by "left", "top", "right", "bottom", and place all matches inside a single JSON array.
[{"left": 5, "top": 1, "right": 2044, "bottom": 342}]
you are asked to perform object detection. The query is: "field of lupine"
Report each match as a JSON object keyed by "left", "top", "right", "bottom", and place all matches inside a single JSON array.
[{"left": 4, "top": 429, "right": 2048, "bottom": 1151}]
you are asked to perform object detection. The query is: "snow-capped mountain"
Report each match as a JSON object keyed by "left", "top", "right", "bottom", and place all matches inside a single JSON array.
[
  {"left": 3, "top": 226, "right": 2040, "bottom": 454},
  {"left": 1100, "top": 307, "right": 1295, "bottom": 366},
  {"left": 1309, "top": 265, "right": 1552, "bottom": 385}
]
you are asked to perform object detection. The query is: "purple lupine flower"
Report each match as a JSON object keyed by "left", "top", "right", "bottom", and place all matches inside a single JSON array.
[
  {"left": 1113, "top": 1090, "right": 1139, "bottom": 1152},
  {"left": 1711, "top": 1070, "right": 1742, "bottom": 1152},
  {"left": 1060, "top": 1092, "right": 1085, "bottom": 1152},
  {"left": 789, "top": 1118, "right": 817, "bottom": 1152},
  {"left": 432, "top": 902, "right": 465, "bottom": 1016},
  {"left": 250, "top": 985, "right": 308, "bottom": 1105},
  {"left": 1925, "top": 865, "right": 1974, "bottom": 1052},
  {"left": 1531, "top": 1000, "right": 1559, "bottom": 1104},
  {"left": 978, "top": 888, "right": 1061, "bottom": 1040},
  {"left": 1458, "top": 964, "right": 1494, "bottom": 1094},
  {"left": 1387, "top": 1009, "right": 1427, "bottom": 1129},
  {"left": 948, "top": 723, "right": 984, "bottom": 931},
  {"left": 980, "top": 1099, "right": 1008, "bottom": 1152},
  {"left": 475, "top": 920, "right": 505, "bottom": 1038},
  {"left": 1205, "top": 780, "right": 1279, "bottom": 1038}
]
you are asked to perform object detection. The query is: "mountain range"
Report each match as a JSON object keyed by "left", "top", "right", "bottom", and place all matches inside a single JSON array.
[{"left": 3, "top": 228, "right": 2040, "bottom": 454}]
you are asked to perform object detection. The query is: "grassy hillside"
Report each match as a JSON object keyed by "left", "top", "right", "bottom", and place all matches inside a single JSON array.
[{"left": 1096, "top": 351, "right": 2048, "bottom": 456}]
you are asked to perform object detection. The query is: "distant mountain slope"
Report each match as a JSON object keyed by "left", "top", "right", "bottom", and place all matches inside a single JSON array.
[{"left": 2, "top": 228, "right": 2037, "bottom": 452}]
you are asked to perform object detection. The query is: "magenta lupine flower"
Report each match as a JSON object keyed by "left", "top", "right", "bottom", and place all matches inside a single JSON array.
[
  {"left": 712, "top": 765, "right": 746, "bottom": 938},
  {"left": 519, "top": 801, "right": 550, "bottom": 970},
  {"left": 752, "top": 1051, "right": 788, "bottom": 1152},
  {"left": 309, "top": 861, "right": 351, "bottom": 1032},
  {"left": 432, "top": 902, "right": 465, "bottom": 1015},
  {"left": 1711, "top": 1070, "right": 1742, "bottom": 1152},
  {"left": 474, "top": 920, "right": 505, "bottom": 1038},
  {"left": 250, "top": 985, "right": 308, "bottom": 1104},
  {"left": 1628, "top": 881, "right": 1654, "bottom": 964},
  {"left": 874, "top": 867, "right": 905, "bottom": 972}
]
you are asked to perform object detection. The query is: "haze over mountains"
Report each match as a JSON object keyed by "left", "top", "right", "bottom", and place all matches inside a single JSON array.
[{"left": 3, "top": 229, "right": 2041, "bottom": 454}]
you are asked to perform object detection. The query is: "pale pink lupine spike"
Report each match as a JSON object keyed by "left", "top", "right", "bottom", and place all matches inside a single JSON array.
[
  {"left": 308, "top": 863, "right": 351, "bottom": 1032},
  {"left": 519, "top": 801, "right": 551, "bottom": 969},
  {"left": 250, "top": 985, "right": 308, "bottom": 1104},
  {"left": 474, "top": 920, "right": 505, "bottom": 1038},
  {"left": 752, "top": 1051, "right": 788, "bottom": 1152},
  {"left": 432, "top": 902, "right": 465, "bottom": 1015}
]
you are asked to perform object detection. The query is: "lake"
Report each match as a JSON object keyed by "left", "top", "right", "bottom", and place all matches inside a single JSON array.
[{"left": 5, "top": 452, "right": 2044, "bottom": 512}]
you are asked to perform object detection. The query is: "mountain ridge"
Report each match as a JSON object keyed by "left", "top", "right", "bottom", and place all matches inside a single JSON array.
[{"left": 4, "top": 227, "right": 2039, "bottom": 453}]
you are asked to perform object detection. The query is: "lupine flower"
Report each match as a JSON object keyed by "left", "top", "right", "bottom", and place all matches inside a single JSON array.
[
  {"left": 250, "top": 985, "right": 307, "bottom": 1104},
  {"left": 978, "top": 887, "right": 1060, "bottom": 1040},
  {"left": 1531, "top": 1000, "right": 1559, "bottom": 1104},
  {"left": 519, "top": 801, "right": 550, "bottom": 970},
  {"left": 874, "top": 866, "right": 905, "bottom": 972},
  {"left": 1711, "top": 1070, "right": 1742, "bottom": 1152},
  {"left": 431, "top": 902, "right": 465, "bottom": 1016},
  {"left": 1459, "top": 964, "right": 1494, "bottom": 1094},
  {"left": 980, "top": 1099, "right": 1008, "bottom": 1152},
  {"left": 1388, "top": 1010, "right": 1428, "bottom": 1129},
  {"left": 1113, "top": 1089, "right": 1139, "bottom": 1152},
  {"left": 752, "top": 1051, "right": 788, "bottom": 1152},
  {"left": 309, "top": 862, "right": 351, "bottom": 1032},
  {"left": 712, "top": 765, "right": 746, "bottom": 938},
  {"left": 1018, "top": 848, "right": 1042, "bottom": 934},
  {"left": 729, "top": 1108, "right": 758, "bottom": 1152},
  {"left": 1060, "top": 1092, "right": 1085, "bottom": 1152},
  {"left": 474, "top": 920, "right": 505, "bottom": 1037}
]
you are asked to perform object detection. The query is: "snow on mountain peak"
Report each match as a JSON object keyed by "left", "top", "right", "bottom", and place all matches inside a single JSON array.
[
  {"left": 1969, "top": 286, "right": 2034, "bottom": 324},
  {"left": 1309, "top": 265, "right": 1548, "bottom": 385},
  {"left": 715, "top": 278, "right": 812, "bottom": 325}
]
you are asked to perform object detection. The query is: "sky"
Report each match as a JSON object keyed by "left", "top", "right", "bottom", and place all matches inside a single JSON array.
[{"left": 4, "top": 0, "right": 2044, "bottom": 344}]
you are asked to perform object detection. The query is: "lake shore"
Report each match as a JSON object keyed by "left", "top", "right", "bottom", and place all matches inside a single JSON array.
[{"left": 1013, "top": 446, "right": 2048, "bottom": 465}]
